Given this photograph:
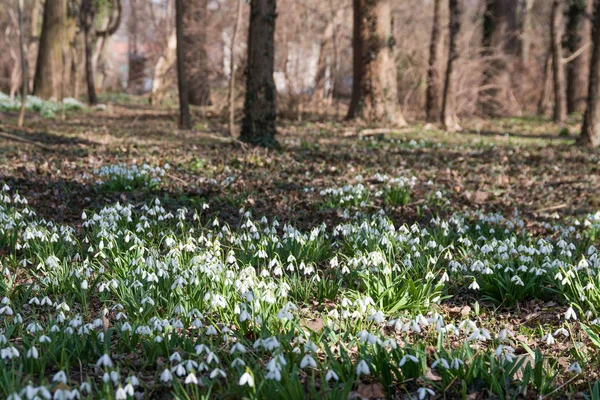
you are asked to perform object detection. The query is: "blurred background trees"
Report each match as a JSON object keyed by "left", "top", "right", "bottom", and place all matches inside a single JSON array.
[{"left": 2, "top": 0, "right": 600, "bottom": 146}]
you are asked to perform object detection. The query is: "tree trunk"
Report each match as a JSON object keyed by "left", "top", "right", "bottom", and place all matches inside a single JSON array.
[
  {"left": 346, "top": 0, "right": 406, "bottom": 125},
  {"left": 150, "top": 32, "right": 177, "bottom": 105},
  {"left": 240, "top": 0, "right": 278, "bottom": 147},
  {"left": 580, "top": 0, "right": 600, "bottom": 146},
  {"left": 478, "top": 0, "right": 520, "bottom": 117},
  {"left": 426, "top": 0, "right": 445, "bottom": 122},
  {"left": 81, "top": 0, "right": 98, "bottom": 105},
  {"left": 183, "top": 0, "right": 211, "bottom": 106},
  {"left": 442, "top": 0, "right": 462, "bottom": 131},
  {"left": 33, "top": 0, "right": 66, "bottom": 100},
  {"left": 227, "top": 0, "right": 244, "bottom": 137},
  {"left": 537, "top": 47, "right": 553, "bottom": 115},
  {"left": 517, "top": 0, "right": 535, "bottom": 66},
  {"left": 566, "top": 0, "right": 593, "bottom": 114},
  {"left": 17, "top": 0, "right": 27, "bottom": 127},
  {"left": 551, "top": 0, "right": 567, "bottom": 123},
  {"left": 176, "top": 0, "right": 192, "bottom": 129}
]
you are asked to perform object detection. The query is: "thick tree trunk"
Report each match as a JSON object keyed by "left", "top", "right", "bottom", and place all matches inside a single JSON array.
[
  {"left": 442, "top": 0, "right": 462, "bottom": 131},
  {"left": 33, "top": 0, "right": 66, "bottom": 100},
  {"left": 240, "top": 0, "right": 278, "bottom": 147},
  {"left": 81, "top": 0, "right": 98, "bottom": 105},
  {"left": 580, "top": 0, "right": 600, "bottom": 146},
  {"left": 346, "top": 0, "right": 406, "bottom": 125},
  {"left": 566, "top": 0, "right": 593, "bottom": 114},
  {"left": 183, "top": 0, "right": 211, "bottom": 106},
  {"left": 176, "top": 0, "right": 192, "bottom": 129},
  {"left": 478, "top": 0, "right": 520, "bottom": 117},
  {"left": 551, "top": 0, "right": 567, "bottom": 123},
  {"left": 426, "top": 0, "right": 445, "bottom": 122}
]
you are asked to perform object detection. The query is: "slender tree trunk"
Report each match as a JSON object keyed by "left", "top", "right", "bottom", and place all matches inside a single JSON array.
[
  {"left": 28, "top": 0, "right": 41, "bottom": 93},
  {"left": 517, "top": 0, "right": 535, "bottom": 66},
  {"left": 479, "top": 0, "right": 520, "bottom": 117},
  {"left": 227, "top": 0, "right": 243, "bottom": 137},
  {"left": 346, "top": 0, "right": 406, "bottom": 125},
  {"left": 183, "top": 0, "right": 211, "bottom": 106},
  {"left": 176, "top": 0, "right": 191, "bottom": 129},
  {"left": 566, "top": 0, "right": 593, "bottom": 114},
  {"left": 537, "top": 47, "right": 553, "bottom": 115},
  {"left": 17, "top": 0, "right": 27, "bottom": 127},
  {"left": 551, "top": 0, "right": 567, "bottom": 123},
  {"left": 426, "top": 0, "right": 445, "bottom": 122},
  {"left": 580, "top": 0, "right": 600, "bottom": 146},
  {"left": 33, "top": 0, "right": 66, "bottom": 100},
  {"left": 240, "top": 0, "right": 278, "bottom": 147},
  {"left": 442, "top": 0, "right": 462, "bottom": 131}
]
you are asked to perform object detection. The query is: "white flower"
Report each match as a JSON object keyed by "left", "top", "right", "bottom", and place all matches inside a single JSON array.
[
  {"left": 356, "top": 360, "right": 370, "bottom": 376},
  {"left": 184, "top": 373, "right": 198, "bottom": 385},
  {"left": 96, "top": 353, "right": 113, "bottom": 368},
  {"left": 399, "top": 354, "right": 419, "bottom": 367},
  {"left": 115, "top": 387, "right": 127, "bottom": 400},
  {"left": 325, "top": 370, "right": 339, "bottom": 381},
  {"left": 300, "top": 355, "right": 317, "bottom": 369},
  {"left": 568, "top": 362, "right": 582, "bottom": 374},
  {"left": 160, "top": 369, "right": 173, "bottom": 382},
  {"left": 26, "top": 347, "right": 39, "bottom": 359},
  {"left": 468, "top": 279, "right": 480, "bottom": 290},
  {"left": 565, "top": 307, "right": 577, "bottom": 321},
  {"left": 53, "top": 370, "right": 68, "bottom": 384},
  {"left": 239, "top": 372, "right": 254, "bottom": 387},
  {"left": 417, "top": 387, "right": 435, "bottom": 400}
]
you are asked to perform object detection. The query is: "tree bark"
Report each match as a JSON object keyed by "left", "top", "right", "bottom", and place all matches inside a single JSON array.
[
  {"left": 183, "top": 0, "right": 211, "bottom": 106},
  {"left": 17, "top": 0, "right": 27, "bottom": 127},
  {"left": 537, "top": 47, "right": 553, "bottom": 116},
  {"left": 426, "top": 0, "right": 445, "bottom": 122},
  {"left": 176, "top": 0, "right": 192, "bottom": 129},
  {"left": 517, "top": 0, "right": 535, "bottom": 66},
  {"left": 150, "top": 32, "right": 177, "bottom": 105},
  {"left": 227, "top": 0, "right": 244, "bottom": 137},
  {"left": 478, "top": 0, "right": 520, "bottom": 117},
  {"left": 33, "top": 0, "right": 66, "bottom": 100},
  {"left": 240, "top": 0, "right": 278, "bottom": 147},
  {"left": 81, "top": 0, "right": 98, "bottom": 105},
  {"left": 346, "top": 0, "right": 406, "bottom": 125},
  {"left": 580, "top": 0, "right": 600, "bottom": 146},
  {"left": 566, "top": 0, "right": 593, "bottom": 114},
  {"left": 551, "top": 0, "right": 567, "bottom": 123},
  {"left": 442, "top": 0, "right": 462, "bottom": 131}
]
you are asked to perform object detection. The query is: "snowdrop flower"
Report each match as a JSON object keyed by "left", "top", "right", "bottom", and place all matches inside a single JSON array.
[
  {"left": 115, "top": 387, "right": 127, "bottom": 400},
  {"left": 325, "top": 370, "right": 339, "bottom": 381},
  {"left": 554, "top": 328, "right": 569, "bottom": 337},
  {"left": 96, "top": 353, "right": 113, "bottom": 368},
  {"left": 468, "top": 279, "right": 480, "bottom": 290},
  {"left": 239, "top": 372, "right": 254, "bottom": 387},
  {"left": 53, "top": 370, "right": 68, "bottom": 384},
  {"left": 26, "top": 346, "right": 39, "bottom": 359},
  {"left": 160, "top": 369, "right": 173, "bottom": 383},
  {"left": 565, "top": 307, "right": 577, "bottom": 321},
  {"left": 568, "top": 362, "right": 582, "bottom": 374},
  {"left": 399, "top": 354, "right": 419, "bottom": 367},
  {"left": 184, "top": 373, "right": 198, "bottom": 385},
  {"left": 356, "top": 360, "right": 370, "bottom": 376},
  {"left": 300, "top": 355, "right": 317, "bottom": 369},
  {"left": 417, "top": 387, "right": 435, "bottom": 399},
  {"left": 542, "top": 333, "right": 555, "bottom": 345}
]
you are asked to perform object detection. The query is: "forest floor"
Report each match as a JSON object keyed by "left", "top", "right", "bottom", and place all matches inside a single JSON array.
[{"left": 1, "top": 98, "right": 600, "bottom": 399}]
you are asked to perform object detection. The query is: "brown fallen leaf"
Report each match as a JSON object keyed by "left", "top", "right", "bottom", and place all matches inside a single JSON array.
[{"left": 355, "top": 382, "right": 387, "bottom": 399}]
